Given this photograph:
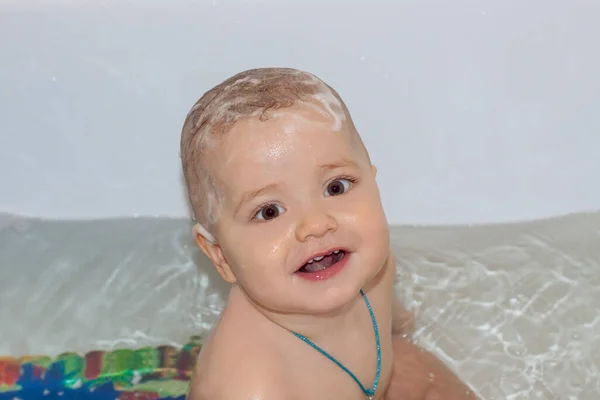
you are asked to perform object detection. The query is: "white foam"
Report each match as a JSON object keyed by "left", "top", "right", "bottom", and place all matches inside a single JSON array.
[
  {"left": 300, "top": 72, "right": 347, "bottom": 131},
  {"left": 192, "top": 75, "right": 263, "bottom": 131},
  {"left": 229, "top": 76, "right": 261, "bottom": 87},
  {"left": 308, "top": 91, "right": 346, "bottom": 131},
  {"left": 194, "top": 221, "right": 216, "bottom": 244}
]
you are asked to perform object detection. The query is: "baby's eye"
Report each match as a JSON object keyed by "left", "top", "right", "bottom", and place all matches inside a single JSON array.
[
  {"left": 254, "top": 203, "right": 285, "bottom": 221},
  {"left": 325, "top": 178, "right": 352, "bottom": 197}
]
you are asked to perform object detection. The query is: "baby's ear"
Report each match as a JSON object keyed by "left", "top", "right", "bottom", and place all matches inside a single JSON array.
[
  {"left": 193, "top": 225, "right": 237, "bottom": 284},
  {"left": 371, "top": 164, "right": 378, "bottom": 176}
]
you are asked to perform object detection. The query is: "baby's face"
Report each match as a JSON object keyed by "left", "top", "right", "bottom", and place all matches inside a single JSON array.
[{"left": 206, "top": 104, "right": 389, "bottom": 314}]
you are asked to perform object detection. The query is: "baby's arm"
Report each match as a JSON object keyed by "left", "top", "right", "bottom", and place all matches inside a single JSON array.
[{"left": 385, "top": 336, "right": 478, "bottom": 400}]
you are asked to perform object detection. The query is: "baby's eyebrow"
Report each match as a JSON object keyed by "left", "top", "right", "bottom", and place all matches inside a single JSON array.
[
  {"left": 235, "top": 183, "right": 279, "bottom": 214},
  {"left": 319, "top": 158, "right": 358, "bottom": 171}
]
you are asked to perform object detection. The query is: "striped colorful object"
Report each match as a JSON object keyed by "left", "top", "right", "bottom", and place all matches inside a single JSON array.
[{"left": 0, "top": 336, "right": 202, "bottom": 400}]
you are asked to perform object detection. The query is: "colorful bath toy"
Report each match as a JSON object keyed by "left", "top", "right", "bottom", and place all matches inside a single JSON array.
[{"left": 0, "top": 336, "right": 202, "bottom": 400}]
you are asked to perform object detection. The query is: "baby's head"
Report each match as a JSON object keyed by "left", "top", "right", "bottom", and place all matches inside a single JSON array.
[{"left": 181, "top": 68, "right": 389, "bottom": 315}]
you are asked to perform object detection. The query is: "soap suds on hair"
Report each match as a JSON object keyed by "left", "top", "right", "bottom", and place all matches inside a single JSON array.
[{"left": 194, "top": 223, "right": 216, "bottom": 243}]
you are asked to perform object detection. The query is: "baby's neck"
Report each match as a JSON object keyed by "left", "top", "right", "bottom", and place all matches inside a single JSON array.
[{"left": 228, "top": 286, "right": 370, "bottom": 342}]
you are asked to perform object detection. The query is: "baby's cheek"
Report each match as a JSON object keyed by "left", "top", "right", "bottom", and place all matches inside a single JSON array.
[
  {"left": 265, "top": 225, "right": 295, "bottom": 257},
  {"left": 366, "top": 215, "right": 391, "bottom": 262},
  {"left": 340, "top": 200, "right": 387, "bottom": 239},
  {"left": 244, "top": 238, "right": 282, "bottom": 268},
  {"left": 359, "top": 204, "right": 389, "bottom": 236}
]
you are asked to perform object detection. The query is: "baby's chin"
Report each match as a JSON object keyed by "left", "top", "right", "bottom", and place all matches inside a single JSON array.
[
  {"left": 294, "top": 279, "right": 372, "bottom": 315},
  {"left": 277, "top": 290, "right": 363, "bottom": 317},
  {"left": 238, "top": 279, "right": 364, "bottom": 318}
]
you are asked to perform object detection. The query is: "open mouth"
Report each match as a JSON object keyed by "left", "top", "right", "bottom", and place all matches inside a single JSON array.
[{"left": 297, "top": 250, "right": 346, "bottom": 273}]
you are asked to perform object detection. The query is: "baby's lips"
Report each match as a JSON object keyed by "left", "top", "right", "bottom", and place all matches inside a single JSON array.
[{"left": 295, "top": 247, "right": 348, "bottom": 272}]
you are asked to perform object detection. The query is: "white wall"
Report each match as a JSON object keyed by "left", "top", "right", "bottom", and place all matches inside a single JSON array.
[{"left": 1, "top": 0, "right": 599, "bottom": 225}]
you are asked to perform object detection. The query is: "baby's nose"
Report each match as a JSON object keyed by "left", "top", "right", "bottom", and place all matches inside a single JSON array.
[{"left": 295, "top": 208, "right": 338, "bottom": 242}]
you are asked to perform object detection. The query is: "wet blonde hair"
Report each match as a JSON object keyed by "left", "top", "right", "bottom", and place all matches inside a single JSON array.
[{"left": 180, "top": 67, "right": 358, "bottom": 239}]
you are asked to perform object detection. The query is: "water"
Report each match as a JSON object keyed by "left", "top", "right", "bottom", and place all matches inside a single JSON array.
[
  {"left": 393, "top": 212, "right": 600, "bottom": 399},
  {"left": 1, "top": 211, "right": 599, "bottom": 399}
]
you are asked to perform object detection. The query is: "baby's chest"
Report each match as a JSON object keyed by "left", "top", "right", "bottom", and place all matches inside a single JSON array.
[{"left": 282, "top": 339, "right": 393, "bottom": 400}]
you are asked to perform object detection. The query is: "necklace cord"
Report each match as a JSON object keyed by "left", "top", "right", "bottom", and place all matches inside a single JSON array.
[{"left": 291, "top": 289, "right": 381, "bottom": 397}]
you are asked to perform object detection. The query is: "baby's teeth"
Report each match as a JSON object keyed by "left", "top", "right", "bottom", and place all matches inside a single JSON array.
[{"left": 307, "top": 252, "right": 340, "bottom": 265}]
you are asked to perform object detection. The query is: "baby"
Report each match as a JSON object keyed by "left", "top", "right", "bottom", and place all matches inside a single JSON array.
[{"left": 180, "top": 68, "right": 475, "bottom": 399}]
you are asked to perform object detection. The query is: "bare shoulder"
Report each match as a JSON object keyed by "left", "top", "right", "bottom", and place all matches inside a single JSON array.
[
  {"left": 384, "top": 336, "right": 478, "bottom": 400},
  {"left": 189, "top": 348, "right": 287, "bottom": 399},
  {"left": 188, "top": 327, "right": 288, "bottom": 399}
]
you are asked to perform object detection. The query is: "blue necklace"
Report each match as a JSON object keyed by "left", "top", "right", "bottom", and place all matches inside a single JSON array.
[{"left": 291, "top": 289, "right": 381, "bottom": 400}]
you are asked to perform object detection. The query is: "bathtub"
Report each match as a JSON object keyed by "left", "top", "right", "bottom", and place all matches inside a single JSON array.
[{"left": 1, "top": 0, "right": 599, "bottom": 399}]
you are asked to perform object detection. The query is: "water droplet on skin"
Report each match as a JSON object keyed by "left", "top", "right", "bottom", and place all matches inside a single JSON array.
[{"left": 428, "top": 372, "right": 435, "bottom": 381}]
